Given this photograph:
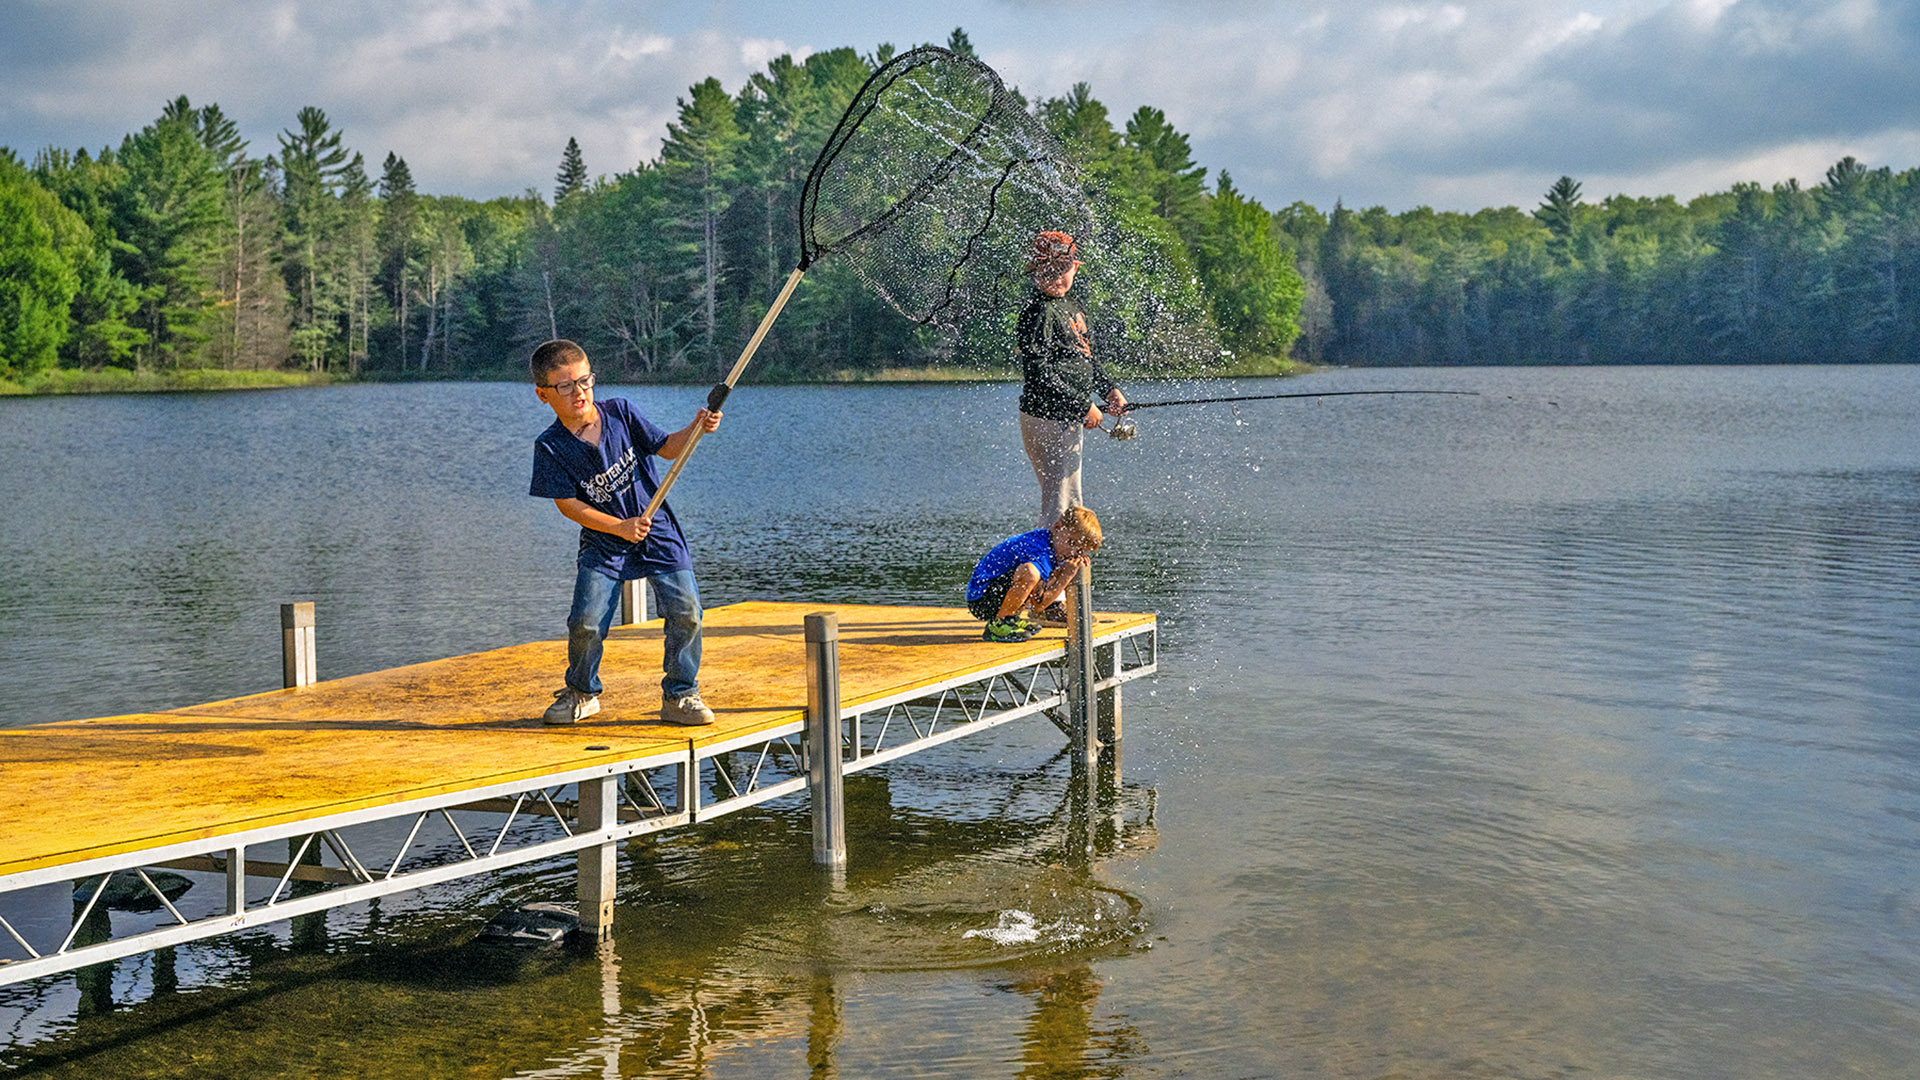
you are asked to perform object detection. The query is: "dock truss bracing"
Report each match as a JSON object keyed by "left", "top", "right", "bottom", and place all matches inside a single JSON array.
[{"left": 0, "top": 618, "right": 1154, "bottom": 988}]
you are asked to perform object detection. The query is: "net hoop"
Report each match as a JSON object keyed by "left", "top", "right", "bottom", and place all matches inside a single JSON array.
[{"left": 799, "top": 45, "right": 1032, "bottom": 274}]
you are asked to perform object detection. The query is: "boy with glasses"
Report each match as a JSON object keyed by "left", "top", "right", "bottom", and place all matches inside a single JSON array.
[{"left": 529, "top": 339, "right": 722, "bottom": 726}]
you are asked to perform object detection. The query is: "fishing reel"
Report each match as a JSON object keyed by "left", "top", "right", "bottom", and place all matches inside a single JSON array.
[{"left": 1105, "top": 415, "right": 1138, "bottom": 440}]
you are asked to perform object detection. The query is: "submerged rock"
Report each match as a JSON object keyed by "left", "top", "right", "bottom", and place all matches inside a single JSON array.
[
  {"left": 477, "top": 902, "right": 580, "bottom": 947},
  {"left": 73, "top": 871, "right": 193, "bottom": 912}
]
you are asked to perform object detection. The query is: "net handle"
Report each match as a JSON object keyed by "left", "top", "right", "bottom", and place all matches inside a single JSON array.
[{"left": 638, "top": 267, "right": 807, "bottom": 522}]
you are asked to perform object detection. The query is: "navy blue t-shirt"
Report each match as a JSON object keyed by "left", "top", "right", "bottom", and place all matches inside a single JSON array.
[
  {"left": 530, "top": 397, "right": 693, "bottom": 579},
  {"left": 966, "top": 529, "right": 1056, "bottom": 603}
]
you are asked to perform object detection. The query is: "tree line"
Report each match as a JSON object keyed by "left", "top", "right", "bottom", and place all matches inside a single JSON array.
[
  {"left": 4, "top": 26, "right": 1915, "bottom": 384},
  {"left": 0, "top": 31, "right": 1304, "bottom": 385},
  {"left": 1280, "top": 163, "right": 1920, "bottom": 366}
]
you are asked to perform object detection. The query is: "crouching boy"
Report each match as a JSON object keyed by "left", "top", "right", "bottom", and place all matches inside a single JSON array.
[{"left": 966, "top": 505, "right": 1103, "bottom": 643}]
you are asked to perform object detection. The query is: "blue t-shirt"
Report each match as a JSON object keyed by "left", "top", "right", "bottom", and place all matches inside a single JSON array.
[
  {"left": 966, "top": 529, "right": 1056, "bottom": 602},
  {"left": 530, "top": 397, "right": 693, "bottom": 579}
]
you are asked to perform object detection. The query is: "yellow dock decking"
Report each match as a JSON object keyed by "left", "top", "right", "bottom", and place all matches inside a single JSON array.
[{"left": 0, "top": 601, "right": 1154, "bottom": 880}]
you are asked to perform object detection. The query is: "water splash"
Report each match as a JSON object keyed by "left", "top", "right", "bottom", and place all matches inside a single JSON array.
[{"left": 803, "top": 45, "right": 1223, "bottom": 379}]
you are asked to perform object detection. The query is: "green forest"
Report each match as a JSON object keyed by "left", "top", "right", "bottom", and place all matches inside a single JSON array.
[
  {"left": 1284, "top": 166, "right": 1920, "bottom": 367},
  {"left": 3, "top": 29, "right": 1917, "bottom": 389}
]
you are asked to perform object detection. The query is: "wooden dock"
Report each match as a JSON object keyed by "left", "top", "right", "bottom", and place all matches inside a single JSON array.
[{"left": 0, "top": 596, "right": 1155, "bottom": 986}]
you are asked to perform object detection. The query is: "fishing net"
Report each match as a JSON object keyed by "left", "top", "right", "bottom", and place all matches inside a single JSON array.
[
  {"left": 800, "top": 45, "right": 1218, "bottom": 365},
  {"left": 646, "top": 45, "right": 1216, "bottom": 515},
  {"left": 800, "top": 46, "right": 1093, "bottom": 328}
]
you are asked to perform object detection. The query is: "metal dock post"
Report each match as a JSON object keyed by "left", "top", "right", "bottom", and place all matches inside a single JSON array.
[
  {"left": 1064, "top": 568, "right": 1100, "bottom": 765},
  {"left": 280, "top": 601, "right": 325, "bottom": 945},
  {"left": 281, "top": 601, "right": 315, "bottom": 688},
  {"left": 577, "top": 775, "right": 617, "bottom": 941},
  {"left": 619, "top": 580, "right": 649, "bottom": 625},
  {"left": 805, "top": 612, "right": 846, "bottom": 867}
]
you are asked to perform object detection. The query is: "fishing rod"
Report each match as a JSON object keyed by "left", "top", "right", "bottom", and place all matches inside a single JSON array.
[{"left": 1104, "top": 389, "right": 1479, "bottom": 439}]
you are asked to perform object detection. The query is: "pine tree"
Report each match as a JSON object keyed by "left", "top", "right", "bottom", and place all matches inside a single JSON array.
[
  {"left": 1038, "top": 83, "right": 1121, "bottom": 164},
  {"left": 277, "top": 106, "right": 354, "bottom": 370},
  {"left": 377, "top": 152, "right": 419, "bottom": 371},
  {"left": 179, "top": 102, "right": 293, "bottom": 369},
  {"left": 195, "top": 103, "right": 247, "bottom": 172},
  {"left": 1535, "top": 176, "right": 1583, "bottom": 265},
  {"left": 660, "top": 77, "right": 744, "bottom": 370},
  {"left": 555, "top": 137, "right": 587, "bottom": 202},
  {"left": 210, "top": 155, "right": 293, "bottom": 369},
  {"left": 338, "top": 154, "right": 376, "bottom": 373},
  {"left": 111, "top": 100, "right": 227, "bottom": 368},
  {"left": 1123, "top": 107, "right": 1208, "bottom": 244}
]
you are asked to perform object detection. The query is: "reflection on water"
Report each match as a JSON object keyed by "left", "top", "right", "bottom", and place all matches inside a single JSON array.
[
  {"left": 2, "top": 366, "right": 1919, "bottom": 1077},
  {"left": 1, "top": 760, "right": 1151, "bottom": 1078}
]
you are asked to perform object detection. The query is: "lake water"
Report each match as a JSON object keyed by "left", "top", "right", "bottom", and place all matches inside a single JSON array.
[{"left": 2, "top": 365, "right": 1917, "bottom": 1078}]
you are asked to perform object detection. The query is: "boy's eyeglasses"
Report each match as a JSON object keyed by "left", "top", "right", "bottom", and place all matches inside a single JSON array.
[{"left": 542, "top": 372, "right": 594, "bottom": 396}]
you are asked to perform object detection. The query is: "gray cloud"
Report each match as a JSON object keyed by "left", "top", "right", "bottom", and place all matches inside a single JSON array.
[
  {"left": 3, "top": 0, "right": 1916, "bottom": 211},
  {"left": 1544, "top": 1, "right": 1920, "bottom": 156},
  {"left": 985, "top": 0, "right": 1920, "bottom": 209},
  {"left": 0, "top": 0, "right": 788, "bottom": 192}
]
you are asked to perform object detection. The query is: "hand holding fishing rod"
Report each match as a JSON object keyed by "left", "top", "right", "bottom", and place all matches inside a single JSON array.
[{"left": 1101, "top": 388, "right": 1480, "bottom": 439}]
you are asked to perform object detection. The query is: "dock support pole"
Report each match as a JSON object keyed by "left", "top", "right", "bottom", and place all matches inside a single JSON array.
[
  {"left": 1064, "top": 567, "right": 1103, "bottom": 861},
  {"left": 805, "top": 613, "right": 846, "bottom": 868},
  {"left": 1064, "top": 567, "right": 1100, "bottom": 766},
  {"left": 1097, "top": 578, "right": 1122, "bottom": 791},
  {"left": 619, "top": 580, "right": 649, "bottom": 625},
  {"left": 223, "top": 846, "right": 245, "bottom": 915},
  {"left": 577, "top": 775, "right": 617, "bottom": 941},
  {"left": 281, "top": 602, "right": 315, "bottom": 688},
  {"left": 279, "top": 599, "right": 321, "bottom": 935}
]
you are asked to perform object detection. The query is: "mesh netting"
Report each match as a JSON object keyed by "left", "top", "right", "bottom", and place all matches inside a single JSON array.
[
  {"left": 646, "top": 46, "right": 1220, "bottom": 515},
  {"left": 800, "top": 46, "right": 1095, "bottom": 329}
]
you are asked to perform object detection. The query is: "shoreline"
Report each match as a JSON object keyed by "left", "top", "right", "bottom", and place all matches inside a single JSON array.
[
  {"left": 0, "top": 368, "right": 335, "bottom": 397},
  {"left": 1, "top": 355, "right": 1312, "bottom": 397}
]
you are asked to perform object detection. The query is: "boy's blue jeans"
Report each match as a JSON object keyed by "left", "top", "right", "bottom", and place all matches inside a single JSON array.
[{"left": 565, "top": 566, "right": 702, "bottom": 700}]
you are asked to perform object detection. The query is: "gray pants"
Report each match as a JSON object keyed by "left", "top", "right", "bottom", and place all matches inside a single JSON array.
[{"left": 1020, "top": 411, "right": 1083, "bottom": 529}]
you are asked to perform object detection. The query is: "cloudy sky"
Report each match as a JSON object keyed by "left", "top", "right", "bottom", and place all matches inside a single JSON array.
[{"left": 3, "top": 0, "right": 1917, "bottom": 213}]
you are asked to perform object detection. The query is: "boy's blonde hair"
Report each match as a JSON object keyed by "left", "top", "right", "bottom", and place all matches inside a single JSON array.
[
  {"left": 1053, "top": 505, "right": 1102, "bottom": 550},
  {"left": 530, "top": 339, "right": 589, "bottom": 384}
]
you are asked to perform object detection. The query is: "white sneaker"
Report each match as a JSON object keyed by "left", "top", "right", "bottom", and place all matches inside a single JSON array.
[
  {"left": 660, "top": 692, "right": 715, "bottom": 726},
  {"left": 544, "top": 687, "right": 600, "bottom": 725}
]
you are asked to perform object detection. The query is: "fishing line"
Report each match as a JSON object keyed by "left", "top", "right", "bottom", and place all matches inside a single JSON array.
[{"left": 1104, "top": 389, "right": 1480, "bottom": 439}]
